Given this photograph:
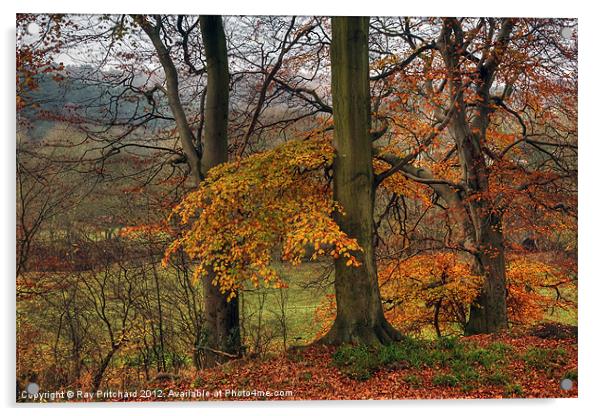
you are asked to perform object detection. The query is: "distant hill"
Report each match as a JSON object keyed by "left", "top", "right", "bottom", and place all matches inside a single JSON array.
[{"left": 17, "top": 65, "right": 169, "bottom": 140}]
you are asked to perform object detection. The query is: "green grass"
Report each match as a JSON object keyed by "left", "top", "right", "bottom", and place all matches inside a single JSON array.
[
  {"left": 432, "top": 373, "right": 459, "bottom": 387},
  {"left": 522, "top": 346, "right": 567, "bottom": 369},
  {"left": 240, "top": 261, "right": 332, "bottom": 349},
  {"left": 331, "top": 336, "right": 516, "bottom": 385},
  {"left": 563, "top": 369, "right": 578, "bottom": 381},
  {"left": 332, "top": 345, "right": 381, "bottom": 381},
  {"left": 403, "top": 374, "right": 423, "bottom": 388},
  {"left": 521, "top": 346, "right": 568, "bottom": 377},
  {"left": 543, "top": 306, "right": 577, "bottom": 326},
  {"left": 485, "top": 370, "right": 511, "bottom": 386},
  {"left": 504, "top": 383, "right": 525, "bottom": 397},
  {"left": 541, "top": 285, "right": 577, "bottom": 326}
]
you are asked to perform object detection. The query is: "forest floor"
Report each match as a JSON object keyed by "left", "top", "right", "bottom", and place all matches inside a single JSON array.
[{"left": 145, "top": 323, "right": 577, "bottom": 401}]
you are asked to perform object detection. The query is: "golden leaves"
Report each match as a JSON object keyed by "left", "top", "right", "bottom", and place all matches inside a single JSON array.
[
  {"left": 379, "top": 253, "right": 482, "bottom": 335},
  {"left": 163, "top": 136, "right": 361, "bottom": 298}
]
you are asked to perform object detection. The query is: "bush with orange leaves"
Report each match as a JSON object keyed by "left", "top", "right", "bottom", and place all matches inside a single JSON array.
[
  {"left": 314, "top": 252, "right": 576, "bottom": 339},
  {"left": 505, "top": 253, "right": 577, "bottom": 326},
  {"left": 379, "top": 253, "right": 482, "bottom": 337}
]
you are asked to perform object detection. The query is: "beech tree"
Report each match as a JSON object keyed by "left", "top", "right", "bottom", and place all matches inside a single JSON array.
[
  {"left": 375, "top": 18, "right": 515, "bottom": 333},
  {"left": 197, "top": 15, "right": 241, "bottom": 364},
  {"left": 319, "top": 17, "right": 400, "bottom": 345},
  {"left": 374, "top": 18, "right": 576, "bottom": 334},
  {"left": 135, "top": 14, "right": 241, "bottom": 364}
]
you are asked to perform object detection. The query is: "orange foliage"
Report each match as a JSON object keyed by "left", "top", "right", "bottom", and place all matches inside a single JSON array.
[
  {"left": 505, "top": 253, "right": 576, "bottom": 325},
  {"left": 312, "top": 251, "right": 576, "bottom": 338},
  {"left": 379, "top": 253, "right": 482, "bottom": 336},
  {"left": 163, "top": 136, "right": 361, "bottom": 299}
]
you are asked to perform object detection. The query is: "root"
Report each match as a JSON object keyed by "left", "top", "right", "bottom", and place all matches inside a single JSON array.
[{"left": 316, "top": 319, "right": 402, "bottom": 346}]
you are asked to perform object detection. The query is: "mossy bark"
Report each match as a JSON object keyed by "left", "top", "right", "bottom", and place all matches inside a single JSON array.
[
  {"left": 465, "top": 213, "right": 509, "bottom": 334},
  {"left": 319, "top": 17, "right": 400, "bottom": 346}
]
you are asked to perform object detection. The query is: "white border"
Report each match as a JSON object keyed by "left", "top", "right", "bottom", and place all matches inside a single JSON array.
[{"left": 2, "top": 1, "right": 599, "bottom": 415}]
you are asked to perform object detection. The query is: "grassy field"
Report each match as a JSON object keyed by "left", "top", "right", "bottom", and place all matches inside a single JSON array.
[{"left": 239, "top": 261, "right": 333, "bottom": 351}]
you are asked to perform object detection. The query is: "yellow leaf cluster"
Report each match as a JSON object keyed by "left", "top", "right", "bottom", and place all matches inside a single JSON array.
[{"left": 163, "top": 137, "right": 361, "bottom": 298}]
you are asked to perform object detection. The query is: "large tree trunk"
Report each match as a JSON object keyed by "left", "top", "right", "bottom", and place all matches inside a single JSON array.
[
  {"left": 437, "top": 18, "right": 514, "bottom": 335},
  {"left": 199, "top": 15, "right": 241, "bottom": 365},
  {"left": 465, "top": 212, "right": 509, "bottom": 334},
  {"left": 319, "top": 17, "right": 400, "bottom": 346}
]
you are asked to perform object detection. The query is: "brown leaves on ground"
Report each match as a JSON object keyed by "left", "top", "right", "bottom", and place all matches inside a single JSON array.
[{"left": 140, "top": 328, "right": 577, "bottom": 401}]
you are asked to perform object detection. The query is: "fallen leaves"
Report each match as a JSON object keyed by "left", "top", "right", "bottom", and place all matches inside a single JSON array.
[{"left": 129, "top": 329, "right": 577, "bottom": 401}]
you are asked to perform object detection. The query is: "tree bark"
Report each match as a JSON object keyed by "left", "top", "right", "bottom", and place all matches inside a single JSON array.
[
  {"left": 465, "top": 213, "right": 509, "bottom": 334},
  {"left": 137, "top": 15, "right": 240, "bottom": 366},
  {"left": 319, "top": 17, "right": 400, "bottom": 346},
  {"left": 437, "top": 18, "right": 512, "bottom": 334},
  {"left": 135, "top": 16, "right": 202, "bottom": 185},
  {"left": 91, "top": 344, "right": 119, "bottom": 392},
  {"left": 199, "top": 15, "right": 241, "bottom": 365}
]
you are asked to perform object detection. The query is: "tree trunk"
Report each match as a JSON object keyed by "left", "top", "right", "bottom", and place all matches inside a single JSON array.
[
  {"left": 438, "top": 19, "right": 513, "bottom": 335},
  {"left": 138, "top": 14, "right": 241, "bottom": 366},
  {"left": 319, "top": 17, "right": 400, "bottom": 346},
  {"left": 150, "top": 260, "right": 166, "bottom": 372},
  {"left": 199, "top": 15, "right": 241, "bottom": 365},
  {"left": 465, "top": 212, "right": 509, "bottom": 334}
]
